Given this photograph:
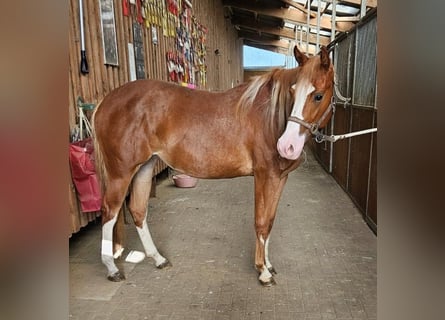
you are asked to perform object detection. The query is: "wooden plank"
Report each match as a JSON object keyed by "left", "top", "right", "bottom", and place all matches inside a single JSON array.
[
  {"left": 338, "top": 0, "right": 378, "bottom": 8},
  {"left": 232, "top": 17, "right": 331, "bottom": 46},
  {"left": 114, "top": 0, "right": 128, "bottom": 86},
  {"left": 84, "top": 0, "right": 102, "bottom": 101},
  {"left": 281, "top": 0, "right": 317, "bottom": 18},
  {"left": 335, "top": 15, "right": 360, "bottom": 22},
  {"left": 244, "top": 41, "right": 289, "bottom": 55},
  {"left": 331, "top": 104, "right": 351, "bottom": 188},
  {"left": 366, "top": 112, "right": 377, "bottom": 225},
  {"left": 347, "top": 107, "right": 374, "bottom": 213},
  {"left": 240, "top": 35, "right": 290, "bottom": 50},
  {"left": 223, "top": 0, "right": 354, "bottom": 32},
  {"left": 69, "top": 0, "right": 80, "bottom": 131},
  {"left": 244, "top": 38, "right": 318, "bottom": 56},
  {"left": 81, "top": 0, "right": 96, "bottom": 102}
]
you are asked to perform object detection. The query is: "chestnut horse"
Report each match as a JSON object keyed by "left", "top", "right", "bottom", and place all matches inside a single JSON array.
[{"left": 92, "top": 46, "right": 334, "bottom": 286}]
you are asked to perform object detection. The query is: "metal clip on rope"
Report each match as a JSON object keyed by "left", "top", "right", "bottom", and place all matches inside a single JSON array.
[{"left": 314, "top": 131, "right": 325, "bottom": 143}]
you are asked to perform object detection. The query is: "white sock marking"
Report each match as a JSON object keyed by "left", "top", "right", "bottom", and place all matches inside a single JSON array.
[
  {"left": 136, "top": 218, "right": 167, "bottom": 266},
  {"left": 101, "top": 215, "right": 117, "bottom": 256},
  {"left": 102, "top": 240, "right": 113, "bottom": 257},
  {"left": 258, "top": 235, "right": 273, "bottom": 282},
  {"left": 265, "top": 237, "right": 272, "bottom": 270},
  {"left": 101, "top": 215, "right": 119, "bottom": 275}
]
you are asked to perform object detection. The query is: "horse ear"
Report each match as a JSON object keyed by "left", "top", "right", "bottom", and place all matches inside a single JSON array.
[
  {"left": 294, "top": 46, "right": 308, "bottom": 66},
  {"left": 319, "top": 46, "right": 331, "bottom": 70}
]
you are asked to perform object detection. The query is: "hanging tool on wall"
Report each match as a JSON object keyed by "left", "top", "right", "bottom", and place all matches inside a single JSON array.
[{"left": 78, "top": 0, "right": 89, "bottom": 74}]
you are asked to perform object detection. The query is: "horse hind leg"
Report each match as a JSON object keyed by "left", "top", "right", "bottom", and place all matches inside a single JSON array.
[
  {"left": 101, "top": 177, "right": 132, "bottom": 281},
  {"left": 128, "top": 156, "right": 171, "bottom": 269},
  {"left": 112, "top": 204, "right": 125, "bottom": 259}
]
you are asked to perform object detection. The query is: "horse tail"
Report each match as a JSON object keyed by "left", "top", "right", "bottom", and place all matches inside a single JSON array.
[
  {"left": 91, "top": 99, "right": 127, "bottom": 255},
  {"left": 91, "top": 99, "right": 107, "bottom": 196}
]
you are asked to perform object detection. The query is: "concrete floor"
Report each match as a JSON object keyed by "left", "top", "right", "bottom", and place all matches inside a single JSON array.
[{"left": 69, "top": 151, "right": 376, "bottom": 320}]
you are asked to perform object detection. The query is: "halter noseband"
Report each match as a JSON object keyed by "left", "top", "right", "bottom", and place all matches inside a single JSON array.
[{"left": 287, "top": 95, "right": 335, "bottom": 143}]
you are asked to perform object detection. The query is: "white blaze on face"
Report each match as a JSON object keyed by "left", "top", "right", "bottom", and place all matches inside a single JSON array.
[{"left": 277, "top": 80, "right": 315, "bottom": 160}]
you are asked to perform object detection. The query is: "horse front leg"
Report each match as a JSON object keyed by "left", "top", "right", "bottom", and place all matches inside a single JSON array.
[{"left": 254, "top": 171, "right": 288, "bottom": 286}]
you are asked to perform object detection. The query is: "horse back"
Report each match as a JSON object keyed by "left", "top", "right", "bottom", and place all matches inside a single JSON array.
[{"left": 94, "top": 80, "right": 256, "bottom": 178}]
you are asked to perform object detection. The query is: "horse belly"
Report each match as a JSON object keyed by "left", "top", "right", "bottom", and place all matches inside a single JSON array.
[{"left": 156, "top": 144, "right": 253, "bottom": 179}]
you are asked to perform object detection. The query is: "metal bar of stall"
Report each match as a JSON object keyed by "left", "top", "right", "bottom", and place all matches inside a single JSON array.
[
  {"left": 329, "top": 0, "right": 337, "bottom": 173},
  {"left": 346, "top": 32, "right": 357, "bottom": 192},
  {"left": 360, "top": 0, "right": 367, "bottom": 18},
  {"left": 365, "top": 112, "right": 376, "bottom": 225},
  {"left": 306, "top": 1, "right": 310, "bottom": 54},
  {"left": 316, "top": 0, "right": 321, "bottom": 50}
]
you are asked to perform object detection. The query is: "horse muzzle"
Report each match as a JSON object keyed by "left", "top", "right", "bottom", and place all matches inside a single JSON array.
[{"left": 277, "top": 126, "right": 306, "bottom": 160}]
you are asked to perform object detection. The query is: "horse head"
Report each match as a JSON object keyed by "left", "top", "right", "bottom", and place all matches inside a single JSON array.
[{"left": 277, "top": 46, "right": 334, "bottom": 160}]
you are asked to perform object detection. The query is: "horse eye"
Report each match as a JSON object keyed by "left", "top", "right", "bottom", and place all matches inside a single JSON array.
[{"left": 314, "top": 94, "right": 323, "bottom": 102}]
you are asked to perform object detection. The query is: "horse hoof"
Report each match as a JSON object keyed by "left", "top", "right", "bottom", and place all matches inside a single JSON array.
[
  {"left": 107, "top": 271, "right": 125, "bottom": 282},
  {"left": 156, "top": 260, "right": 172, "bottom": 269},
  {"left": 268, "top": 267, "right": 277, "bottom": 275},
  {"left": 259, "top": 277, "right": 276, "bottom": 287}
]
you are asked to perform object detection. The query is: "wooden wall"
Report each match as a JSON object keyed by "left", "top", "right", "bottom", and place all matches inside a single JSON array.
[
  {"left": 69, "top": 0, "right": 243, "bottom": 130},
  {"left": 192, "top": 1, "right": 244, "bottom": 91},
  {"left": 69, "top": 0, "right": 243, "bottom": 234}
]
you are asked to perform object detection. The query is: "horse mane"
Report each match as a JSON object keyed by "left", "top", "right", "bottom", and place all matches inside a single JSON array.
[{"left": 236, "top": 67, "right": 300, "bottom": 138}]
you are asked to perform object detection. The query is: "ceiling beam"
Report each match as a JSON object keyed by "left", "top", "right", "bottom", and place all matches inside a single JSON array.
[
  {"left": 241, "top": 32, "right": 319, "bottom": 56},
  {"left": 238, "top": 32, "right": 290, "bottom": 50},
  {"left": 335, "top": 15, "right": 360, "bottom": 22},
  {"left": 223, "top": 0, "right": 354, "bottom": 32},
  {"left": 244, "top": 41, "right": 289, "bottom": 55},
  {"left": 337, "top": 0, "right": 377, "bottom": 8},
  {"left": 231, "top": 17, "right": 331, "bottom": 46},
  {"left": 281, "top": 0, "right": 316, "bottom": 18},
  {"left": 244, "top": 40, "right": 318, "bottom": 56}
]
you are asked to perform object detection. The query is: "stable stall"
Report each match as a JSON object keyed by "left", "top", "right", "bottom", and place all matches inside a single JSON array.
[
  {"left": 69, "top": 1, "right": 378, "bottom": 318},
  {"left": 69, "top": 0, "right": 378, "bottom": 235},
  {"left": 312, "top": 9, "right": 377, "bottom": 232}
]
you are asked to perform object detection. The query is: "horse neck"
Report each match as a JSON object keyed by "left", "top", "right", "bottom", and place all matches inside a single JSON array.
[{"left": 228, "top": 68, "right": 298, "bottom": 146}]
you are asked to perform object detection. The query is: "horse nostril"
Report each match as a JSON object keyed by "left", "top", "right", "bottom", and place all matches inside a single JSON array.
[{"left": 287, "top": 144, "right": 294, "bottom": 154}]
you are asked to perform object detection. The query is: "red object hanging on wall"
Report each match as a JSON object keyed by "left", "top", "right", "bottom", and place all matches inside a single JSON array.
[
  {"left": 122, "top": 0, "right": 130, "bottom": 16},
  {"left": 69, "top": 138, "right": 102, "bottom": 213},
  {"left": 136, "top": 0, "right": 143, "bottom": 24}
]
